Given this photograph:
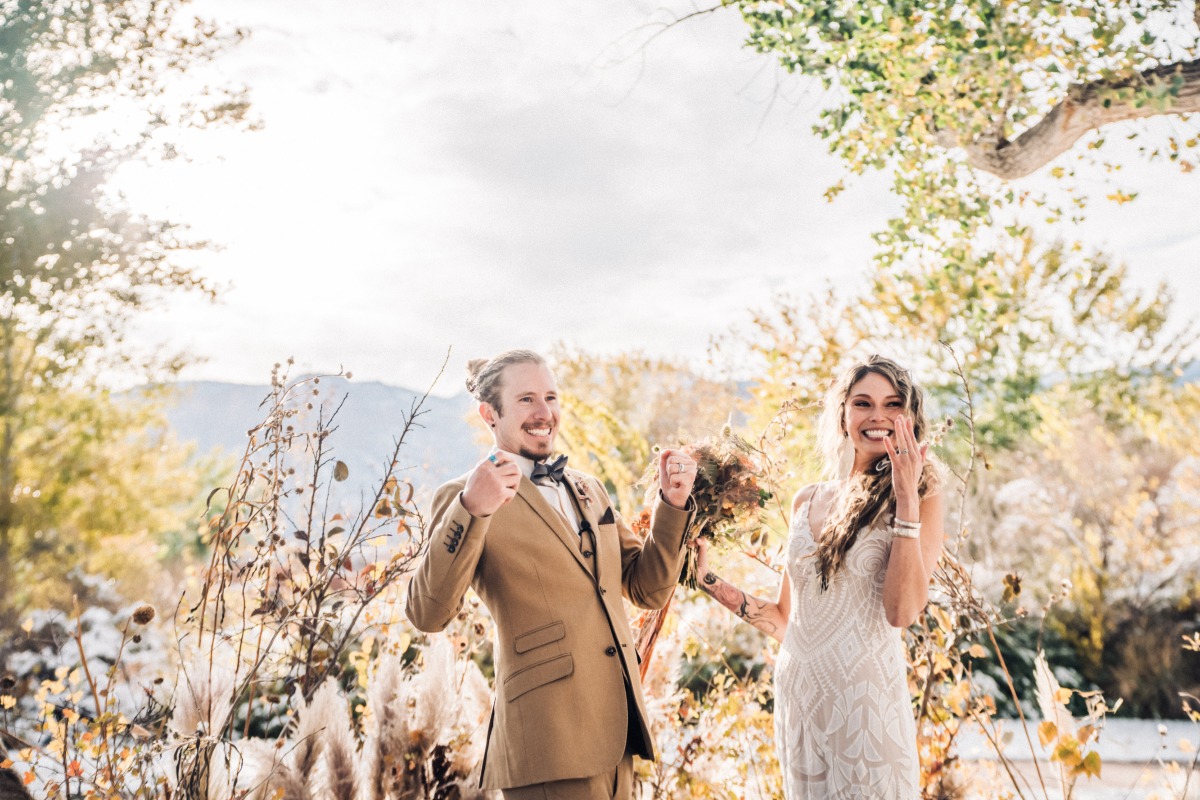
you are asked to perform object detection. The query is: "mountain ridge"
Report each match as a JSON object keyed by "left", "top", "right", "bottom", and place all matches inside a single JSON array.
[{"left": 161, "top": 378, "right": 483, "bottom": 502}]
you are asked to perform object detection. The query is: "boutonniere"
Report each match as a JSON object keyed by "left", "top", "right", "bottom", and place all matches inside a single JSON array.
[{"left": 572, "top": 476, "right": 593, "bottom": 508}]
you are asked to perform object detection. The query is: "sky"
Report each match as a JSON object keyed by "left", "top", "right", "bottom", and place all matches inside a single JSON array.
[{"left": 117, "top": 0, "right": 1200, "bottom": 396}]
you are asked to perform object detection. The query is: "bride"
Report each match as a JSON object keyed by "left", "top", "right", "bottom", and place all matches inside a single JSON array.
[{"left": 697, "top": 355, "right": 943, "bottom": 799}]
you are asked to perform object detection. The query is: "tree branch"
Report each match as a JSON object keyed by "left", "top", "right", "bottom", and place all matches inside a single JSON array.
[{"left": 943, "top": 58, "right": 1200, "bottom": 179}]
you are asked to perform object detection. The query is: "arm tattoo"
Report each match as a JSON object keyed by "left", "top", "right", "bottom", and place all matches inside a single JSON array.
[
  {"left": 736, "top": 592, "right": 753, "bottom": 620},
  {"left": 700, "top": 571, "right": 778, "bottom": 636}
]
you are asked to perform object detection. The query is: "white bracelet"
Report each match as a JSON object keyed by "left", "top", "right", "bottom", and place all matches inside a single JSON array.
[
  {"left": 894, "top": 517, "right": 921, "bottom": 529},
  {"left": 891, "top": 526, "right": 920, "bottom": 539}
]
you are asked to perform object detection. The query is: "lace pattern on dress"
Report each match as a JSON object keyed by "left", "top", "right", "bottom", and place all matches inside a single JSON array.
[{"left": 773, "top": 492, "right": 919, "bottom": 799}]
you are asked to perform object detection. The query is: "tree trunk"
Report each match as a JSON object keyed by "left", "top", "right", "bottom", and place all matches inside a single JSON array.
[
  {"left": 0, "top": 768, "right": 35, "bottom": 800},
  {"left": 941, "top": 58, "right": 1200, "bottom": 179}
]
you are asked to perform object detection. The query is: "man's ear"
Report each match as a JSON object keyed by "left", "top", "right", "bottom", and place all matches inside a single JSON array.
[{"left": 480, "top": 402, "right": 497, "bottom": 428}]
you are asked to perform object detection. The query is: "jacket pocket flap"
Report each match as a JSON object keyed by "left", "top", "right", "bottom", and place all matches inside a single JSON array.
[
  {"left": 504, "top": 654, "right": 573, "bottom": 701},
  {"left": 514, "top": 621, "right": 566, "bottom": 654}
]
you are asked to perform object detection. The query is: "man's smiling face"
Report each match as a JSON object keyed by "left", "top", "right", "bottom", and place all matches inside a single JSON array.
[{"left": 481, "top": 361, "right": 560, "bottom": 461}]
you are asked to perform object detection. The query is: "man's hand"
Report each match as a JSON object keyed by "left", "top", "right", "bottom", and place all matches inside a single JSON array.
[
  {"left": 658, "top": 448, "right": 697, "bottom": 509},
  {"left": 461, "top": 450, "right": 521, "bottom": 517}
]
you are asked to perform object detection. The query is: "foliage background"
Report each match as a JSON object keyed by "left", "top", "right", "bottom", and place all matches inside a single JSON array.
[{"left": 2, "top": 0, "right": 1200, "bottom": 798}]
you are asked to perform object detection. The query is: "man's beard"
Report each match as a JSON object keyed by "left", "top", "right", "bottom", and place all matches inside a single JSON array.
[{"left": 518, "top": 444, "right": 552, "bottom": 461}]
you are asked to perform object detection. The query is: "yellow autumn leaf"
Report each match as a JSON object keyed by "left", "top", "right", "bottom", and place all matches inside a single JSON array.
[
  {"left": 947, "top": 680, "right": 971, "bottom": 714},
  {"left": 1054, "top": 739, "right": 1083, "bottom": 767},
  {"left": 1038, "top": 720, "right": 1058, "bottom": 746},
  {"left": 0, "top": 695, "right": 15, "bottom": 709},
  {"left": 968, "top": 643, "right": 988, "bottom": 659},
  {"left": 1055, "top": 687, "right": 1073, "bottom": 704},
  {"left": 932, "top": 606, "right": 953, "bottom": 631}
]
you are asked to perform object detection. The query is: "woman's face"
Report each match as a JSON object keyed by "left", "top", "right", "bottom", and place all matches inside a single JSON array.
[{"left": 843, "top": 371, "right": 906, "bottom": 466}]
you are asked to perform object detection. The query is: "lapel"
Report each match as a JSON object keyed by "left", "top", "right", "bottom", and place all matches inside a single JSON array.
[
  {"left": 564, "top": 470, "right": 603, "bottom": 581},
  {"left": 515, "top": 476, "right": 592, "bottom": 577},
  {"left": 563, "top": 470, "right": 600, "bottom": 530}
]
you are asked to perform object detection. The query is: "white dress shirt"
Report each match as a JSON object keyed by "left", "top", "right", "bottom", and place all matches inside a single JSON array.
[{"left": 513, "top": 453, "right": 581, "bottom": 534}]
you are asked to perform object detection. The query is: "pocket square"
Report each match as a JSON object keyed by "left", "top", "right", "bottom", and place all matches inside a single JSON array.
[{"left": 598, "top": 507, "right": 615, "bottom": 525}]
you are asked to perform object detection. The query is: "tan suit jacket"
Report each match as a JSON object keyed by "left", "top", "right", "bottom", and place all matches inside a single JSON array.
[{"left": 406, "top": 467, "right": 693, "bottom": 790}]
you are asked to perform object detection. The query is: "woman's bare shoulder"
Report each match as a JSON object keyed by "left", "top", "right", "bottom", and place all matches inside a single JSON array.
[{"left": 791, "top": 481, "right": 827, "bottom": 515}]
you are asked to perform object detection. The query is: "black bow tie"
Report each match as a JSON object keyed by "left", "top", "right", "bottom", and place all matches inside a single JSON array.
[{"left": 531, "top": 454, "right": 568, "bottom": 485}]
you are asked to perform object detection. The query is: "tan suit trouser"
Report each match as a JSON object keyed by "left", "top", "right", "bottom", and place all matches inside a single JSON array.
[{"left": 501, "top": 751, "right": 634, "bottom": 800}]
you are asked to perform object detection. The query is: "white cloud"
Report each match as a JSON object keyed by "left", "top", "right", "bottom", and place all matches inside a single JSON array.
[{"left": 115, "top": 0, "right": 1199, "bottom": 394}]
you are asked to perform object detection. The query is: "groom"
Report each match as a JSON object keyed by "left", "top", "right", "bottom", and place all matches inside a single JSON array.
[{"left": 406, "top": 349, "right": 696, "bottom": 799}]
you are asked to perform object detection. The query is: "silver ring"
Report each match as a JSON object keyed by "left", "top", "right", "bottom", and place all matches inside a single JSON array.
[
  {"left": 677, "top": 463, "right": 686, "bottom": 474},
  {"left": 897, "top": 448, "right": 909, "bottom": 455}
]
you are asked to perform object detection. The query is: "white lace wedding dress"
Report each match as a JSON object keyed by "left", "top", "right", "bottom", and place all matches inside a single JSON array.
[{"left": 774, "top": 496, "right": 920, "bottom": 799}]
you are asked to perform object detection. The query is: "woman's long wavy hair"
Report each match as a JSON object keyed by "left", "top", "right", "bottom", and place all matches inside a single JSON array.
[{"left": 813, "top": 355, "right": 938, "bottom": 590}]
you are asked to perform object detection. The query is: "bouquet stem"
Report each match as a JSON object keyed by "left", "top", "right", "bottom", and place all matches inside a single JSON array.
[
  {"left": 633, "top": 589, "right": 676, "bottom": 681},
  {"left": 680, "top": 543, "right": 700, "bottom": 591}
]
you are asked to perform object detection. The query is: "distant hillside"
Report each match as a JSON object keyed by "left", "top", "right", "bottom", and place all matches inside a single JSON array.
[
  {"left": 157, "top": 361, "right": 1199, "bottom": 506},
  {"left": 161, "top": 379, "right": 482, "bottom": 505}
]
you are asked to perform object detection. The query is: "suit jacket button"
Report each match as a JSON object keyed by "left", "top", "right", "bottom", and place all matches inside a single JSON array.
[
  {"left": 582, "top": 550, "right": 593, "bottom": 558},
  {"left": 605, "top": 646, "right": 616, "bottom": 656}
]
